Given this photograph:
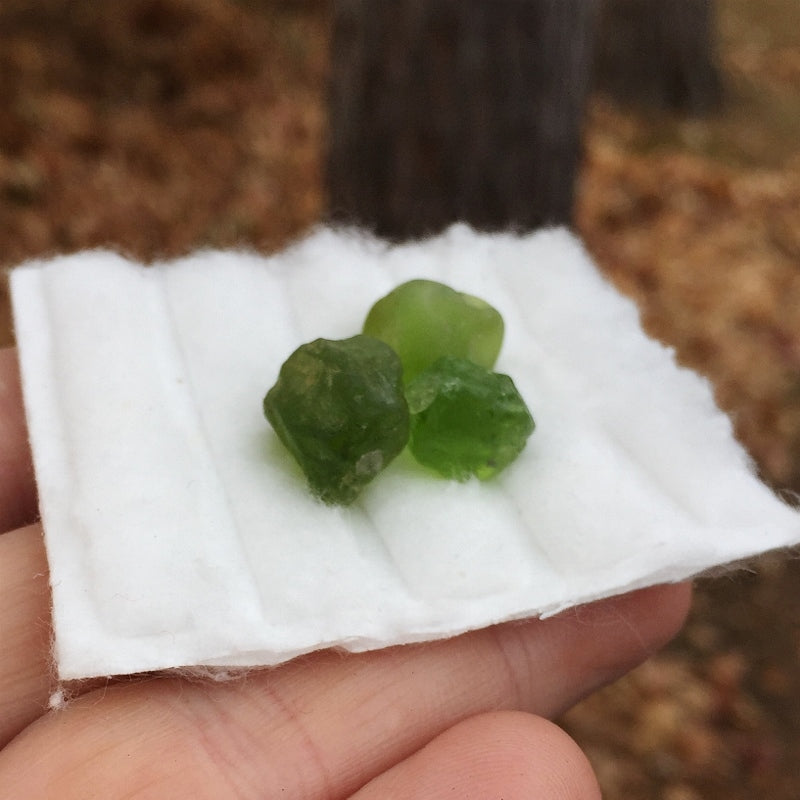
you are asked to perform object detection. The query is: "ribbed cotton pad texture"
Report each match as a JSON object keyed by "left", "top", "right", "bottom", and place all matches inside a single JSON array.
[{"left": 11, "top": 226, "right": 800, "bottom": 680}]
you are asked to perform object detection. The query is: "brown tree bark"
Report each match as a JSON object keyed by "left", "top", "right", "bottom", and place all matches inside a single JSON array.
[
  {"left": 327, "top": 0, "right": 600, "bottom": 240},
  {"left": 594, "top": 0, "right": 723, "bottom": 114}
]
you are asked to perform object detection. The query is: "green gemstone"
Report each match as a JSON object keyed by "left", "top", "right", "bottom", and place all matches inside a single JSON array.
[
  {"left": 363, "top": 279, "right": 504, "bottom": 383},
  {"left": 264, "top": 335, "right": 409, "bottom": 505},
  {"left": 406, "top": 356, "right": 534, "bottom": 481}
]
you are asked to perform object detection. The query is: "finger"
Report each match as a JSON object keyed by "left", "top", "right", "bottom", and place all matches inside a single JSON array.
[
  {"left": 0, "top": 347, "right": 37, "bottom": 533},
  {"left": 0, "top": 579, "right": 690, "bottom": 799},
  {"left": 349, "top": 711, "right": 600, "bottom": 800},
  {"left": 0, "top": 525, "right": 115, "bottom": 748},
  {"left": 0, "top": 525, "right": 52, "bottom": 749}
]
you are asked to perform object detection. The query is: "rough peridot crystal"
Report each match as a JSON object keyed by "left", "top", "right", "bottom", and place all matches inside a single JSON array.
[
  {"left": 264, "top": 335, "right": 409, "bottom": 505},
  {"left": 406, "top": 356, "right": 535, "bottom": 481},
  {"left": 363, "top": 279, "right": 504, "bottom": 383}
]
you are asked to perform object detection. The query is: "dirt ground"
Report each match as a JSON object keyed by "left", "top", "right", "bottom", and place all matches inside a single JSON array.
[{"left": 1, "top": 1, "right": 799, "bottom": 797}]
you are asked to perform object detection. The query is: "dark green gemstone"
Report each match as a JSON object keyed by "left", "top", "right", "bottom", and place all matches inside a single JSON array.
[
  {"left": 363, "top": 279, "right": 504, "bottom": 383},
  {"left": 264, "top": 335, "right": 409, "bottom": 505},
  {"left": 406, "top": 356, "right": 534, "bottom": 481}
]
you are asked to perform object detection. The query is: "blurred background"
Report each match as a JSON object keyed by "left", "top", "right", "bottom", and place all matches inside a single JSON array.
[{"left": 1, "top": 1, "right": 798, "bottom": 796}]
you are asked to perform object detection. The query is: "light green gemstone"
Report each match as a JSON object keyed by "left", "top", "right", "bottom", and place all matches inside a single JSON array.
[
  {"left": 264, "top": 335, "right": 409, "bottom": 505},
  {"left": 363, "top": 279, "right": 504, "bottom": 383},
  {"left": 406, "top": 356, "right": 535, "bottom": 481}
]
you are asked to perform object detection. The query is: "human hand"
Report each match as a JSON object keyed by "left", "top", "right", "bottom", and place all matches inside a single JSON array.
[{"left": 0, "top": 346, "right": 691, "bottom": 798}]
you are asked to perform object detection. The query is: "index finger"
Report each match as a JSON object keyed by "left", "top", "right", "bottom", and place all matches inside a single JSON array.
[{"left": 0, "top": 347, "right": 37, "bottom": 533}]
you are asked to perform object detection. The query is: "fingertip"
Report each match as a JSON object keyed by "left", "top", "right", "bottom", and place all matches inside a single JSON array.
[
  {"left": 577, "top": 581, "right": 693, "bottom": 660},
  {"left": 507, "top": 581, "right": 694, "bottom": 717},
  {"left": 352, "top": 710, "right": 601, "bottom": 800},
  {"left": 450, "top": 712, "right": 603, "bottom": 800},
  {"left": 579, "top": 581, "right": 693, "bottom": 690},
  {"left": 650, "top": 580, "right": 694, "bottom": 645}
]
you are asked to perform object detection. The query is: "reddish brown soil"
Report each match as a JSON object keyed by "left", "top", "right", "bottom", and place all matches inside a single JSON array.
[{"left": 1, "top": 2, "right": 799, "bottom": 797}]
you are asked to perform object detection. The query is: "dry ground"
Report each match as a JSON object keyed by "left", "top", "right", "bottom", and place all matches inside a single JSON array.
[{"left": 1, "top": 1, "right": 798, "bottom": 797}]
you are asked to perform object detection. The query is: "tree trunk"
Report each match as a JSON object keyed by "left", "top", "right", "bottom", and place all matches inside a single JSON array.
[
  {"left": 594, "top": 0, "right": 723, "bottom": 113},
  {"left": 327, "top": 0, "right": 600, "bottom": 240}
]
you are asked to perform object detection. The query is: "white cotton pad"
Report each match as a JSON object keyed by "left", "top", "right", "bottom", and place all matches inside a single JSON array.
[{"left": 11, "top": 226, "right": 800, "bottom": 680}]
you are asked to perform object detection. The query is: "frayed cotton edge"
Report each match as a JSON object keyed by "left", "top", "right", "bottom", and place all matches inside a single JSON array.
[
  {"left": 46, "top": 547, "right": 800, "bottom": 691},
  {"left": 46, "top": 663, "right": 282, "bottom": 710}
]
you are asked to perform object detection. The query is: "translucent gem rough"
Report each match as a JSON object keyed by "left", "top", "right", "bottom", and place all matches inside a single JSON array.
[
  {"left": 264, "top": 335, "right": 409, "bottom": 505},
  {"left": 363, "top": 279, "right": 504, "bottom": 383},
  {"left": 406, "top": 356, "right": 535, "bottom": 481}
]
